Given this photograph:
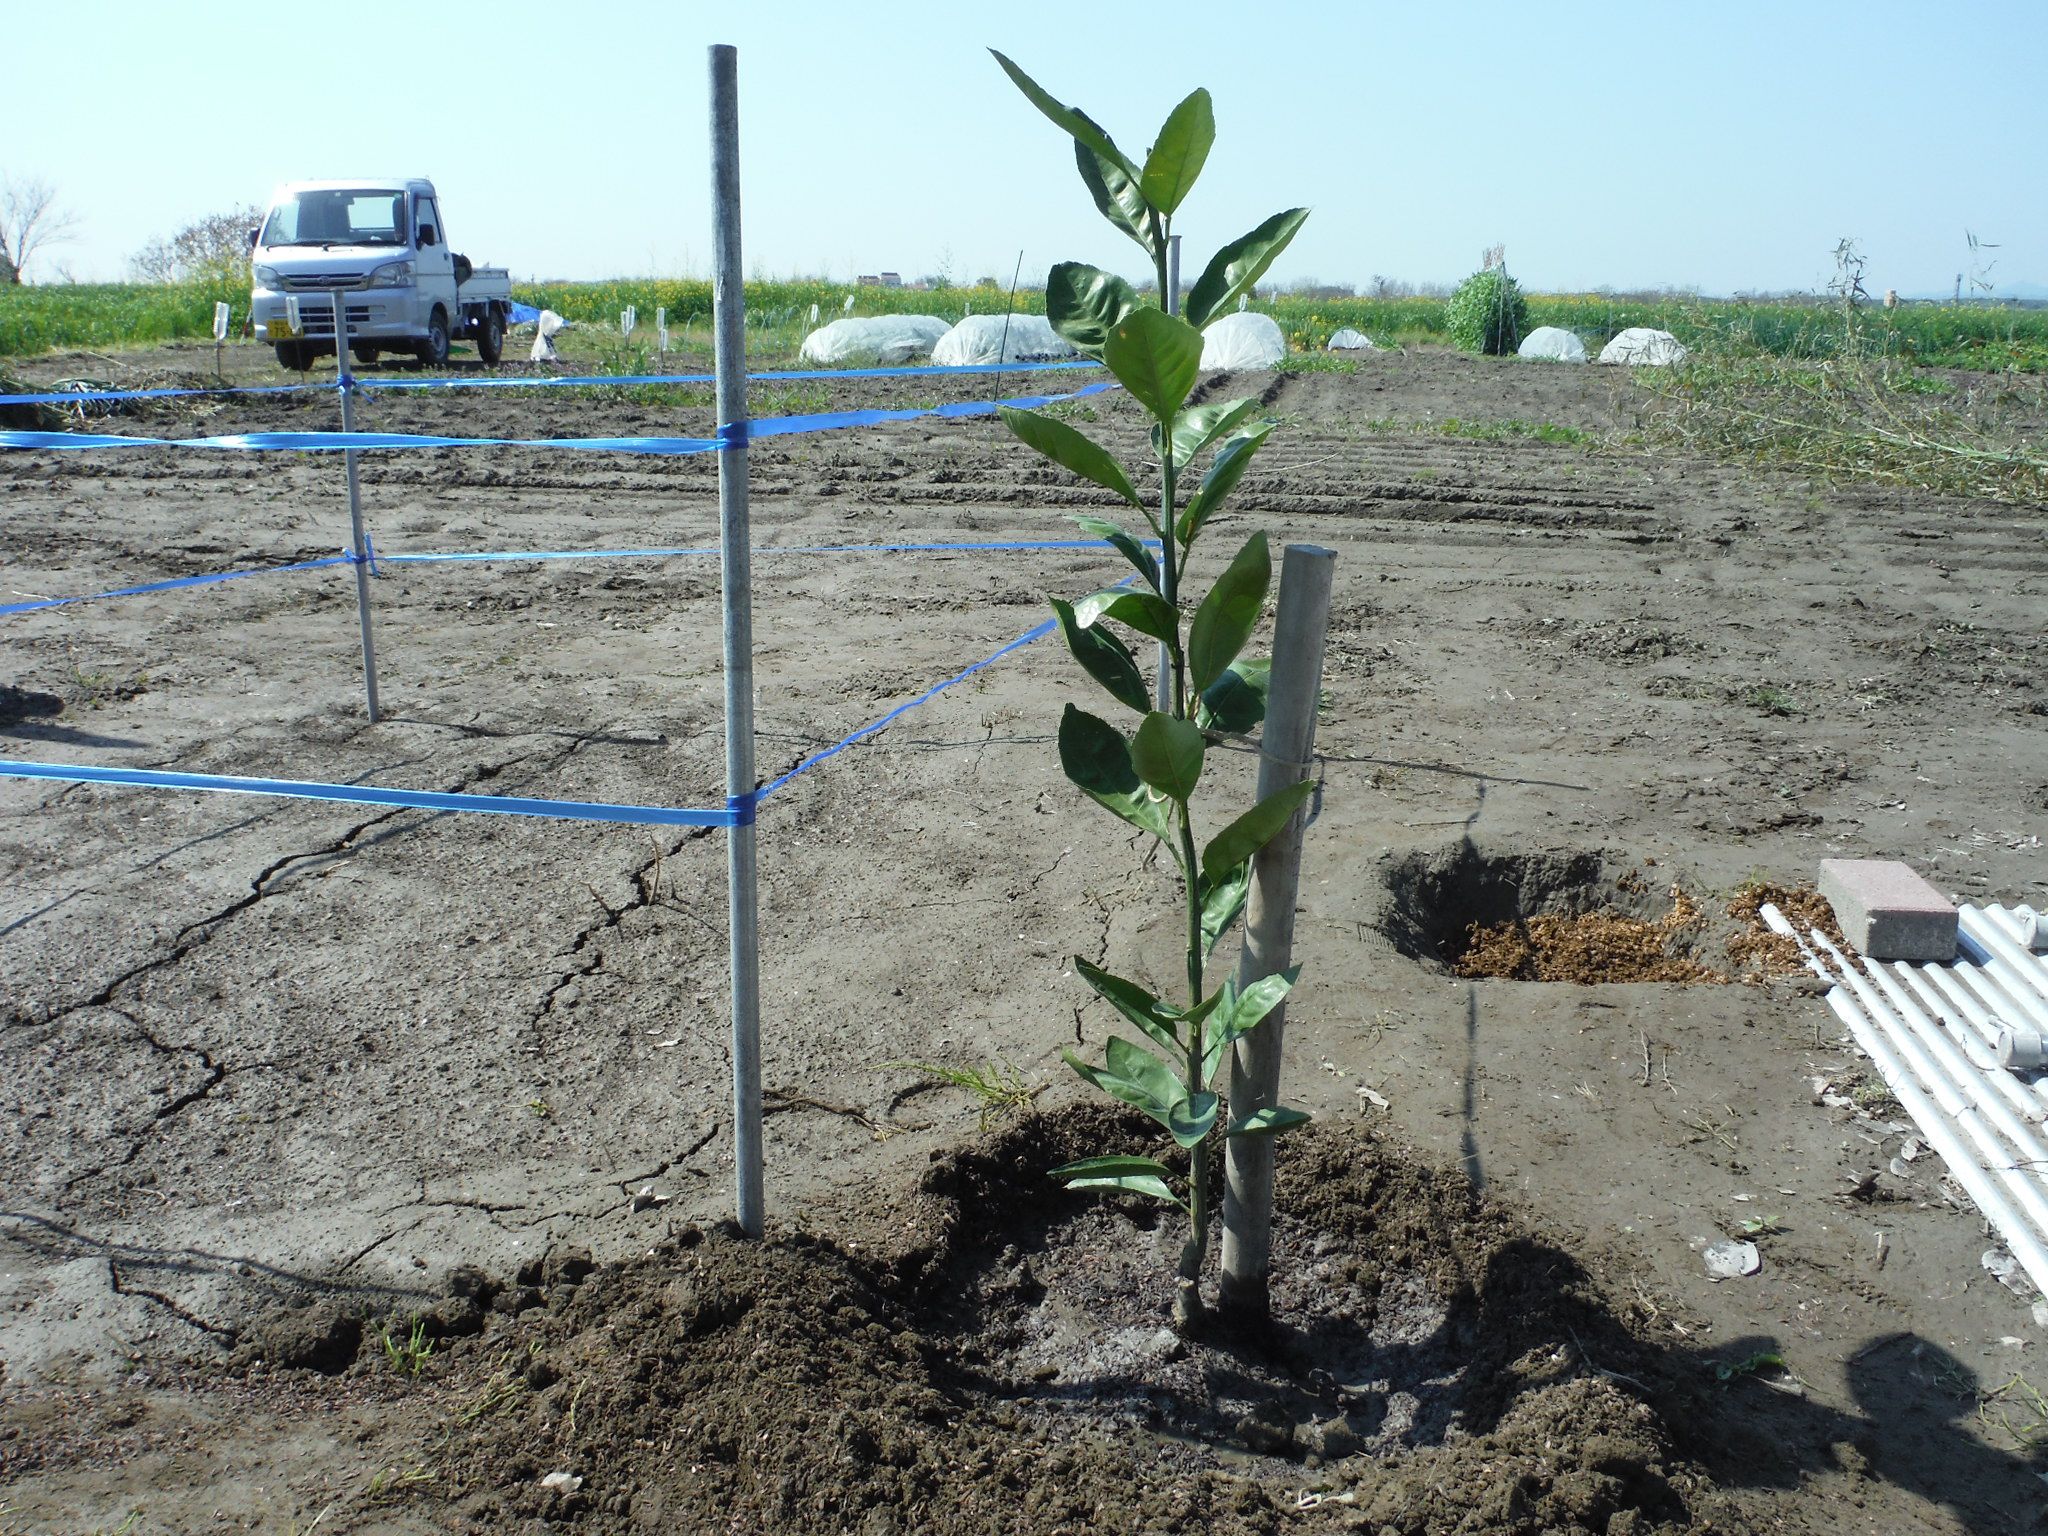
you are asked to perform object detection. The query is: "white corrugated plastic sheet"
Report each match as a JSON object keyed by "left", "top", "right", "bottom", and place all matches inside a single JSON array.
[
  {"left": 1789, "top": 903, "right": 2048, "bottom": 1298},
  {"left": 798, "top": 315, "right": 948, "bottom": 366},
  {"left": 932, "top": 314, "right": 1077, "bottom": 367},
  {"left": 1201, "top": 311, "right": 1287, "bottom": 370}
]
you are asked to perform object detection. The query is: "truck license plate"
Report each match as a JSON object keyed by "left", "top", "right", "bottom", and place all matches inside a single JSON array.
[{"left": 264, "top": 320, "right": 300, "bottom": 341}]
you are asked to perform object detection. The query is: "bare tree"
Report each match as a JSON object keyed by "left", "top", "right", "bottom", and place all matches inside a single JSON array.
[
  {"left": 131, "top": 204, "right": 264, "bottom": 285},
  {"left": 0, "top": 176, "right": 80, "bottom": 284}
]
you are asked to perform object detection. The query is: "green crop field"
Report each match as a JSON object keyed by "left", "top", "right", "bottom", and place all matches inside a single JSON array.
[{"left": 4, "top": 273, "right": 2045, "bottom": 371}]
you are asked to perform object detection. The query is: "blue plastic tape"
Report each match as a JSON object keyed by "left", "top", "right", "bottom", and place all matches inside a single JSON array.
[
  {"left": 0, "top": 381, "right": 325, "bottom": 408},
  {"left": 0, "top": 358, "right": 1103, "bottom": 408},
  {"left": 0, "top": 554, "right": 351, "bottom": 617},
  {"left": 0, "top": 759, "right": 748, "bottom": 828},
  {"left": 0, "top": 380, "right": 1119, "bottom": 455},
  {"left": 753, "top": 568, "right": 1141, "bottom": 804},
  {"left": 375, "top": 536, "right": 1160, "bottom": 565},
  {"left": 352, "top": 359, "right": 1104, "bottom": 393}
]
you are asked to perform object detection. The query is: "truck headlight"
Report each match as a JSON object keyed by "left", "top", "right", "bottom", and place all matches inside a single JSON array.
[
  {"left": 367, "top": 260, "right": 415, "bottom": 288},
  {"left": 253, "top": 264, "right": 281, "bottom": 289}
]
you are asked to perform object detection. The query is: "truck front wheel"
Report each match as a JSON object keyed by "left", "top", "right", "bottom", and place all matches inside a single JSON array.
[
  {"left": 416, "top": 308, "right": 451, "bottom": 368},
  {"left": 275, "top": 341, "right": 313, "bottom": 371},
  {"left": 475, "top": 307, "right": 504, "bottom": 366}
]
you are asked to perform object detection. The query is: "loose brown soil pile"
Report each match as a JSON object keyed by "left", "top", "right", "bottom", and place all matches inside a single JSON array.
[
  {"left": 1452, "top": 888, "right": 1725, "bottom": 984},
  {"left": 403, "top": 1110, "right": 1737, "bottom": 1535}
]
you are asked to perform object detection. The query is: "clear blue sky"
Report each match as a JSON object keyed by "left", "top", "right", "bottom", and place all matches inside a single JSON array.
[{"left": 8, "top": 0, "right": 2045, "bottom": 298}]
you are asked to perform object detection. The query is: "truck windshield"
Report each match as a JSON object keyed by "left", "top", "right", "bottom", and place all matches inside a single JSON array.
[{"left": 261, "top": 189, "right": 408, "bottom": 247}]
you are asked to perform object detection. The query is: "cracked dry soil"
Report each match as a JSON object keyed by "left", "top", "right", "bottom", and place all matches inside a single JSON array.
[{"left": 3, "top": 342, "right": 2047, "bottom": 1533}]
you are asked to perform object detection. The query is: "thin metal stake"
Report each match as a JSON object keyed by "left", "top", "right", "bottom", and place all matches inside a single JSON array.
[
  {"left": 331, "top": 291, "right": 381, "bottom": 723},
  {"left": 1218, "top": 543, "right": 1335, "bottom": 1317},
  {"left": 711, "top": 43, "right": 764, "bottom": 1239}
]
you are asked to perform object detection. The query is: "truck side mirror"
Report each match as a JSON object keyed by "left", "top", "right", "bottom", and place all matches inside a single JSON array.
[
  {"left": 247, "top": 228, "right": 259, "bottom": 250},
  {"left": 419, "top": 227, "right": 437, "bottom": 247}
]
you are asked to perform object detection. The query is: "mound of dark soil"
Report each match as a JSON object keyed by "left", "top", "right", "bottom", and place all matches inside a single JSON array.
[{"left": 417, "top": 1110, "right": 1739, "bottom": 1535}]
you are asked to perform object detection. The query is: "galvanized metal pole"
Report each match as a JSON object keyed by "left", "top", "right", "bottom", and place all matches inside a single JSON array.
[
  {"left": 331, "top": 291, "right": 381, "bottom": 723},
  {"left": 1218, "top": 543, "right": 1335, "bottom": 1317},
  {"left": 710, "top": 43, "right": 764, "bottom": 1238}
]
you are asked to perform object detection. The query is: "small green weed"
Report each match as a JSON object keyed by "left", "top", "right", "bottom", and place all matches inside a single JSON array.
[
  {"left": 380, "top": 1317, "right": 434, "bottom": 1376},
  {"left": 1981, "top": 1373, "right": 2048, "bottom": 1451},
  {"left": 1712, "top": 1350, "right": 1790, "bottom": 1383},
  {"left": 527, "top": 1098, "right": 553, "bottom": 1118},
  {"left": 1742, "top": 684, "right": 1799, "bottom": 717},
  {"left": 889, "top": 1058, "right": 1041, "bottom": 1130}
]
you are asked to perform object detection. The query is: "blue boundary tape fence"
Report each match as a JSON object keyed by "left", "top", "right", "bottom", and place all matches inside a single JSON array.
[
  {"left": 0, "top": 578, "right": 1129, "bottom": 829},
  {"left": 0, "top": 358, "right": 1103, "bottom": 410},
  {"left": 3, "top": 536, "right": 1154, "bottom": 618},
  {"left": 0, "top": 363, "right": 1143, "bottom": 833},
  {"left": 0, "top": 378, "right": 1118, "bottom": 455}
]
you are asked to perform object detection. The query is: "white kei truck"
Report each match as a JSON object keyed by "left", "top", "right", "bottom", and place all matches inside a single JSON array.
[{"left": 248, "top": 178, "right": 512, "bottom": 370}]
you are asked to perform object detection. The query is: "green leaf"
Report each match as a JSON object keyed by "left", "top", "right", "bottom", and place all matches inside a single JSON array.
[
  {"left": 1225, "top": 1107, "right": 1311, "bottom": 1137},
  {"left": 1071, "top": 587, "right": 1178, "bottom": 644},
  {"left": 1196, "top": 658, "right": 1269, "bottom": 735},
  {"left": 1200, "top": 776, "right": 1316, "bottom": 880},
  {"left": 1058, "top": 704, "right": 1174, "bottom": 841},
  {"left": 1187, "top": 531, "right": 1271, "bottom": 694},
  {"left": 999, "top": 406, "right": 1141, "bottom": 507},
  {"left": 989, "top": 51, "right": 1141, "bottom": 181},
  {"left": 1153, "top": 397, "right": 1261, "bottom": 465},
  {"left": 1203, "top": 966, "right": 1300, "bottom": 1085},
  {"left": 1166, "top": 1091, "right": 1220, "bottom": 1148},
  {"left": 1185, "top": 207, "right": 1312, "bottom": 329},
  {"left": 1074, "top": 957, "right": 1181, "bottom": 1054},
  {"left": 1050, "top": 1154, "right": 1177, "bottom": 1182},
  {"left": 1104, "top": 1035, "right": 1183, "bottom": 1111},
  {"left": 1102, "top": 307, "right": 1204, "bottom": 423},
  {"left": 1047, "top": 262, "right": 1145, "bottom": 357},
  {"left": 1138, "top": 88, "right": 1214, "bottom": 216},
  {"left": 1131, "top": 711, "right": 1204, "bottom": 803},
  {"left": 1073, "top": 515, "right": 1162, "bottom": 590},
  {"left": 1198, "top": 860, "right": 1252, "bottom": 954},
  {"left": 1178, "top": 422, "right": 1276, "bottom": 547},
  {"left": 1051, "top": 598, "right": 1150, "bottom": 714},
  {"left": 1074, "top": 120, "right": 1159, "bottom": 258},
  {"left": 1059, "top": 1171, "right": 1187, "bottom": 1209}
]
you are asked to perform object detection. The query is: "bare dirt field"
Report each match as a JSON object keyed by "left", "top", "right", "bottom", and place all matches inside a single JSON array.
[{"left": 3, "top": 341, "right": 2046, "bottom": 1534}]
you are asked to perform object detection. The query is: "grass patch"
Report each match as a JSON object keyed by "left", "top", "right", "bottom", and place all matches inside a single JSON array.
[
  {"left": 1435, "top": 416, "right": 1589, "bottom": 446},
  {"left": 1636, "top": 346, "right": 2048, "bottom": 505}
]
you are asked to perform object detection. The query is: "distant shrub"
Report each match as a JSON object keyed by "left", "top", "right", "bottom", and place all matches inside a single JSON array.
[{"left": 1446, "top": 268, "right": 1529, "bottom": 356}]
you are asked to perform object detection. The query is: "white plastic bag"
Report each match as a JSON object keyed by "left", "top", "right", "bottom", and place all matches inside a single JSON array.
[{"left": 529, "top": 309, "right": 568, "bottom": 363}]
